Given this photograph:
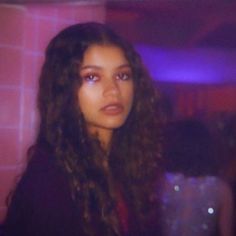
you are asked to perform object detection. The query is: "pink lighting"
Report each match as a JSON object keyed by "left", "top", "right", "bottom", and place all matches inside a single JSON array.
[{"left": 0, "top": 3, "right": 105, "bottom": 223}]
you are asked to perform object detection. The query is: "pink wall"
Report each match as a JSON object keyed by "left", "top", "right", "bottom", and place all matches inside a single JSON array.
[{"left": 0, "top": 3, "right": 105, "bottom": 223}]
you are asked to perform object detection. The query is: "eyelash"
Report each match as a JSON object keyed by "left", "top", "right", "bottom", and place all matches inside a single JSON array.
[
  {"left": 81, "top": 72, "right": 132, "bottom": 83},
  {"left": 115, "top": 72, "right": 132, "bottom": 81},
  {"left": 83, "top": 74, "right": 99, "bottom": 82}
]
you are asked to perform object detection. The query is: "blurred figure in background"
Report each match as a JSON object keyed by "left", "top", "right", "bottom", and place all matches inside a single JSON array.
[
  {"left": 160, "top": 119, "right": 233, "bottom": 236},
  {"left": 220, "top": 114, "right": 236, "bottom": 186},
  {"left": 219, "top": 114, "right": 236, "bottom": 235}
]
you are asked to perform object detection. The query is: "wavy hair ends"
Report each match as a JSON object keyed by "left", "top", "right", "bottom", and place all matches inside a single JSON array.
[{"left": 33, "top": 22, "right": 162, "bottom": 235}]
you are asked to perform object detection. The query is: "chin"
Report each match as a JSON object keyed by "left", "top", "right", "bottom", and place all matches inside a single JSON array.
[{"left": 103, "top": 118, "right": 127, "bottom": 129}]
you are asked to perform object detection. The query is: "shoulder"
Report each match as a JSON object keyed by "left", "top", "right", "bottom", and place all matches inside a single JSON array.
[
  {"left": 4, "top": 146, "right": 79, "bottom": 236},
  {"left": 7, "top": 145, "right": 73, "bottom": 213},
  {"left": 216, "top": 178, "right": 233, "bottom": 203},
  {"left": 203, "top": 176, "right": 233, "bottom": 206},
  {"left": 19, "top": 146, "right": 70, "bottom": 200},
  {"left": 206, "top": 176, "right": 232, "bottom": 193},
  {"left": 17, "top": 147, "right": 59, "bottom": 188}
]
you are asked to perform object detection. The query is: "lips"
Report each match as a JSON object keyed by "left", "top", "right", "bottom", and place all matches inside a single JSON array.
[{"left": 100, "top": 103, "right": 124, "bottom": 115}]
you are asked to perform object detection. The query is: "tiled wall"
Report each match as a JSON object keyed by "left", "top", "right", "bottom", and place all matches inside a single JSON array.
[{"left": 0, "top": 2, "right": 105, "bottom": 223}]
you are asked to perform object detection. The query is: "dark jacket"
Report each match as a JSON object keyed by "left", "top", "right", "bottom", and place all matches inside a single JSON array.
[
  {"left": 3, "top": 148, "right": 162, "bottom": 236},
  {"left": 3, "top": 148, "right": 83, "bottom": 236}
]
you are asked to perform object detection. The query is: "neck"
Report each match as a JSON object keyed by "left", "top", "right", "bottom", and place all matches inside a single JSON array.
[
  {"left": 99, "top": 130, "right": 113, "bottom": 152},
  {"left": 87, "top": 127, "right": 113, "bottom": 152}
]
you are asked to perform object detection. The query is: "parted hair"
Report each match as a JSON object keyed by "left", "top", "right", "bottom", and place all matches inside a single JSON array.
[{"left": 26, "top": 22, "right": 162, "bottom": 235}]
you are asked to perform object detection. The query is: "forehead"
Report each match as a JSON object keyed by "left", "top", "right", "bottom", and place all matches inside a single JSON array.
[{"left": 81, "top": 44, "right": 129, "bottom": 66}]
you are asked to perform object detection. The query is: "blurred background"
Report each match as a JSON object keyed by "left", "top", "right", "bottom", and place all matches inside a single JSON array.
[{"left": 0, "top": 0, "right": 236, "bottom": 225}]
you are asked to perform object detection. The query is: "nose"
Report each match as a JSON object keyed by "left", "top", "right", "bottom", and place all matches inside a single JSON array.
[{"left": 103, "top": 79, "right": 120, "bottom": 97}]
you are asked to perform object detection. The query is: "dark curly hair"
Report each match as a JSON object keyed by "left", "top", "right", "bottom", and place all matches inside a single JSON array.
[{"left": 31, "top": 22, "right": 162, "bottom": 235}]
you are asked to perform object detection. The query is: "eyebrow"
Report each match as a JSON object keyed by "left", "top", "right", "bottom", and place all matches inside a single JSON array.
[
  {"left": 117, "top": 64, "right": 132, "bottom": 70},
  {"left": 80, "top": 63, "right": 131, "bottom": 71}
]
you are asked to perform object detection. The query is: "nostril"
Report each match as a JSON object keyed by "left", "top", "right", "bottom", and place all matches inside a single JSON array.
[{"left": 104, "top": 82, "right": 119, "bottom": 95}]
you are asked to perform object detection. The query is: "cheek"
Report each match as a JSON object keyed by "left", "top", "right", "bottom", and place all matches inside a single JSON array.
[
  {"left": 125, "top": 83, "right": 134, "bottom": 106},
  {"left": 77, "top": 88, "right": 90, "bottom": 114},
  {"left": 78, "top": 86, "right": 100, "bottom": 114}
]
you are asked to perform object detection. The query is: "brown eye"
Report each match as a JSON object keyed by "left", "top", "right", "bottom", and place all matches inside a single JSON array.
[
  {"left": 83, "top": 74, "right": 100, "bottom": 83},
  {"left": 116, "top": 72, "right": 132, "bottom": 81}
]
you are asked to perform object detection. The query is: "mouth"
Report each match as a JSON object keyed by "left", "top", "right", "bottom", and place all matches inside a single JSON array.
[{"left": 100, "top": 103, "right": 124, "bottom": 115}]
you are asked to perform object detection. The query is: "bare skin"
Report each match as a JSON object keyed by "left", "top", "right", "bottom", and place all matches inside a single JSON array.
[{"left": 78, "top": 44, "right": 134, "bottom": 151}]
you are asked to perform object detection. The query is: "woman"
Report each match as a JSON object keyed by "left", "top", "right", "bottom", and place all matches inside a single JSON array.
[
  {"left": 3, "top": 22, "right": 163, "bottom": 236},
  {"left": 161, "top": 119, "right": 233, "bottom": 236}
]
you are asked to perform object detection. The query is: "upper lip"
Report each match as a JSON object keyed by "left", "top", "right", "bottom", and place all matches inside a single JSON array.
[{"left": 100, "top": 102, "right": 124, "bottom": 111}]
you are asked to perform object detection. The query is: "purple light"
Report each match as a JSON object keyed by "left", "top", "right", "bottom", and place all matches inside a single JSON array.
[{"left": 135, "top": 44, "right": 236, "bottom": 84}]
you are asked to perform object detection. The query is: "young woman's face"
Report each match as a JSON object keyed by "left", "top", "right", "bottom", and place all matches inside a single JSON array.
[{"left": 78, "top": 44, "right": 134, "bottom": 136}]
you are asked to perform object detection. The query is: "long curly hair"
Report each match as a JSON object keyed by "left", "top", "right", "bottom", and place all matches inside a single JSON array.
[{"left": 34, "top": 22, "right": 162, "bottom": 235}]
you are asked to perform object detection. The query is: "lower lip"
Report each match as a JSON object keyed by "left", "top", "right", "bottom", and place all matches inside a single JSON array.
[{"left": 101, "top": 105, "right": 124, "bottom": 115}]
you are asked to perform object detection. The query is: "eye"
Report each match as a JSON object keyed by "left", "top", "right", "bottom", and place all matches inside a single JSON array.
[
  {"left": 116, "top": 72, "right": 132, "bottom": 81},
  {"left": 82, "top": 74, "right": 100, "bottom": 83}
]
